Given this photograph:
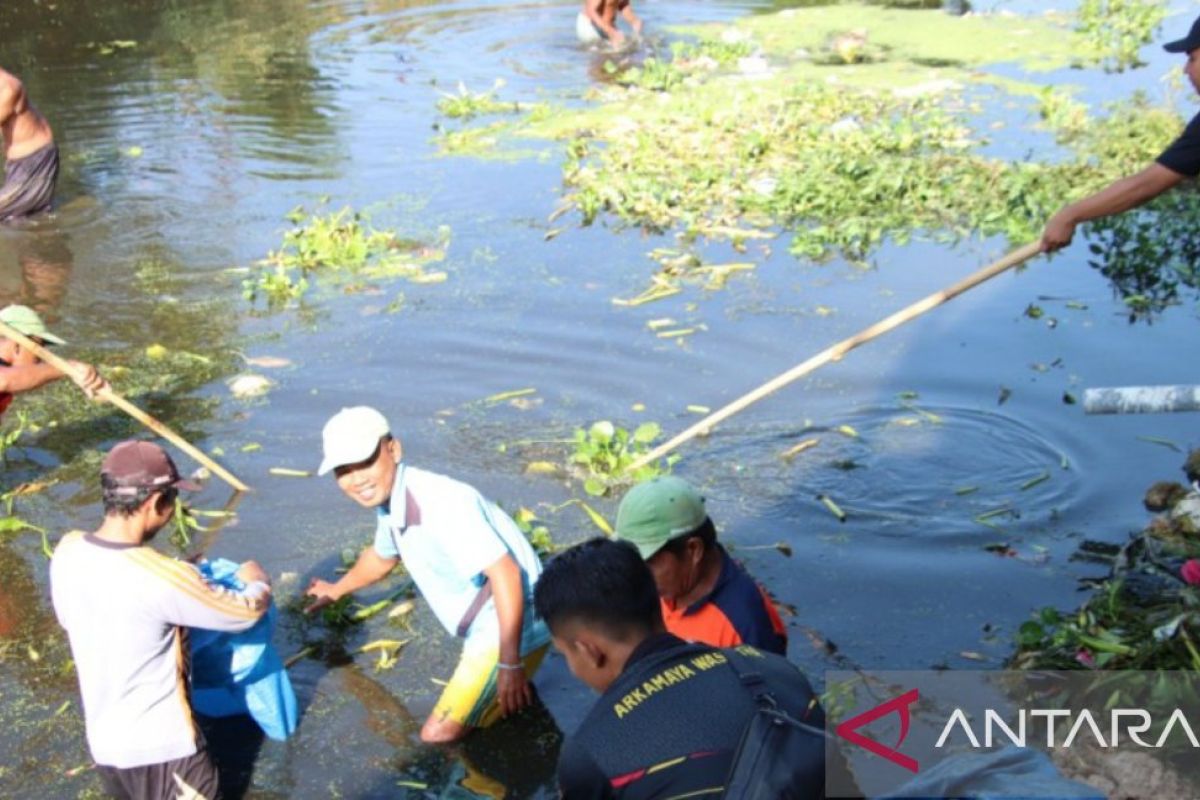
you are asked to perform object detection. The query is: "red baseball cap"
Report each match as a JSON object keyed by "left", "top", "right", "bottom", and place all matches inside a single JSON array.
[{"left": 100, "top": 440, "right": 200, "bottom": 496}]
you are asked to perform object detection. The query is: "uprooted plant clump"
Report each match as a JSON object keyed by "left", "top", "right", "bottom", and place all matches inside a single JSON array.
[{"left": 1011, "top": 450, "right": 1200, "bottom": 672}]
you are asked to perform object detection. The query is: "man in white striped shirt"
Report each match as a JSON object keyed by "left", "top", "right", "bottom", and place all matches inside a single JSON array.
[{"left": 51, "top": 441, "right": 272, "bottom": 800}]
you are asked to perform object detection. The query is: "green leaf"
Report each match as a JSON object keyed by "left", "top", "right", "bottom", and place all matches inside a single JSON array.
[
  {"left": 0, "top": 516, "right": 41, "bottom": 534},
  {"left": 1017, "top": 621, "right": 1045, "bottom": 647},
  {"left": 632, "top": 422, "right": 662, "bottom": 444},
  {"left": 583, "top": 477, "right": 607, "bottom": 497}
]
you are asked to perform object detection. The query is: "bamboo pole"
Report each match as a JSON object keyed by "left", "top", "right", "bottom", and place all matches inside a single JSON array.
[
  {"left": 0, "top": 320, "right": 250, "bottom": 492},
  {"left": 625, "top": 241, "right": 1043, "bottom": 473}
]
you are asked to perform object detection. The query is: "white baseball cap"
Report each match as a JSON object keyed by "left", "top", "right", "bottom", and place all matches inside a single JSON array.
[{"left": 318, "top": 406, "right": 391, "bottom": 475}]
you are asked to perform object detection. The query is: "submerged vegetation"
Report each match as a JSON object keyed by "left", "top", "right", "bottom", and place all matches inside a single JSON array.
[{"left": 243, "top": 206, "right": 450, "bottom": 307}]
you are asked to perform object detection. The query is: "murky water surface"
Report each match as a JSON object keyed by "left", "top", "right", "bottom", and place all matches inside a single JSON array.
[{"left": 1, "top": 0, "right": 1198, "bottom": 796}]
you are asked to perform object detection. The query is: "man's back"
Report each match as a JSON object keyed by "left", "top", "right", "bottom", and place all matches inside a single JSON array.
[
  {"left": 51, "top": 531, "right": 267, "bottom": 769},
  {"left": 557, "top": 634, "right": 824, "bottom": 799}
]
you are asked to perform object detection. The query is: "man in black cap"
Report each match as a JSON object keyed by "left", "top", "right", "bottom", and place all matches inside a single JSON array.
[
  {"left": 1041, "top": 15, "right": 1200, "bottom": 251},
  {"left": 50, "top": 440, "right": 272, "bottom": 800}
]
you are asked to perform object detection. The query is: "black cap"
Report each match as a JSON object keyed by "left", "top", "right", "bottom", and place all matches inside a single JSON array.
[{"left": 1164, "top": 15, "right": 1200, "bottom": 53}]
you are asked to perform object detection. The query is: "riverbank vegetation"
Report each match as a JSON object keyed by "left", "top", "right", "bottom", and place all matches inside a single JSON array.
[{"left": 1012, "top": 450, "right": 1200, "bottom": 670}]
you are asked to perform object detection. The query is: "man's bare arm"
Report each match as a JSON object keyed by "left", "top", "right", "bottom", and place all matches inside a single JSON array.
[
  {"left": 482, "top": 553, "right": 534, "bottom": 716},
  {"left": 1042, "top": 163, "right": 1184, "bottom": 252},
  {"left": 585, "top": 0, "right": 623, "bottom": 43},
  {"left": 304, "top": 545, "right": 398, "bottom": 613}
]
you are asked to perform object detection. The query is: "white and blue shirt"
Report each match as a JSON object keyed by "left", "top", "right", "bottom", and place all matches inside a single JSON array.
[{"left": 373, "top": 464, "right": 548, "bottom": 650}]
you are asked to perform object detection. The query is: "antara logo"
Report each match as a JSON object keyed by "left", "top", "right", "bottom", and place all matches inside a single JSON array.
[{"left": 835, "top": 688, "right": 920, "bottom": 774}]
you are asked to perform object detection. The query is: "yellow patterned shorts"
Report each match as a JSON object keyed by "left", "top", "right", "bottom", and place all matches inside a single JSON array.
[{"left": 432, "top": 641, "right": 549, "bottom": 729}]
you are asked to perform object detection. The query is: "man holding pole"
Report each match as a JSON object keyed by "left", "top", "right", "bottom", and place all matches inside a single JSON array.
[
  {"left": 1041, "top": 14, "right": 1200, "bottom": 252},
  {"left": 0, "top": 303, "right": 105, "bottom": 417}
]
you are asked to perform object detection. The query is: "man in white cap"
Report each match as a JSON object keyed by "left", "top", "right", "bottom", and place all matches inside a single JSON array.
[
  {"left": 305, "top": 406, "right": 550, "bottom": 744},
  {"left": 0, "top": 303, "right": 106, "bottom": 418},
  {"left": 1042, "top": 14, "right": 1200, "bottom": 251}
]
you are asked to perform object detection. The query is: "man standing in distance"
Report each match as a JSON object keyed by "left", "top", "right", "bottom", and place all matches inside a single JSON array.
[
  {"left": 51, "top": 441, "right": 272, "bottom": 799},
  {"left": 1041, "top": 15, "right": 1200, "bottom": 251},
  {"left": 0, "top": 66, "right": 58, "bottom": 221}
]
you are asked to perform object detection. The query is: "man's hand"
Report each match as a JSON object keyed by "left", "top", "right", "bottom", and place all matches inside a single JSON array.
[
  {"left": 236, "top": 560, "right": 271, "bottom": 586},
  {"left": 496, "top": 663, "right": 533, "bottom": 717},
  {"left": 1040, "top": 210, "right": 1077, "bottom": 253},
  {"left": 67, "top": 360, "right": 108, "bottom": 398},
  {"left": 304, "top": 578, "right": 342, "bottom": 614},
  {"left": 609, "top": 29, "right": 625, "bottom": 47}
]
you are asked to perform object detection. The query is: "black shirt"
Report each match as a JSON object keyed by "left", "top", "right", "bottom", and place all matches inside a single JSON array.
[
  {"left": 1157, "top": 110, "right": 1200, "bottom": 177},
  {"left": 557, "top": 633, "right": 825, "bottom": 799}
]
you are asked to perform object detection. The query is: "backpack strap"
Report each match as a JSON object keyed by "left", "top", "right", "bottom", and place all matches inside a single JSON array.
[{"left": 723, "top": 648, "right": 780, "bottom": 711}]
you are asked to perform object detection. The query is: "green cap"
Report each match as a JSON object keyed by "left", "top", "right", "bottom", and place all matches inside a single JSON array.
[
  {"left": 0, "top": 305, "right": 65, "bottom": 345},
  {"left": 615, "top": 476, "right": 707, "bottom": 559}
]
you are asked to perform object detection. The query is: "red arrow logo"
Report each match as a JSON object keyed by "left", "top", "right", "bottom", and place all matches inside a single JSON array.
[{"left": 835, "top": 688, "right": 920, "bottom": 774}]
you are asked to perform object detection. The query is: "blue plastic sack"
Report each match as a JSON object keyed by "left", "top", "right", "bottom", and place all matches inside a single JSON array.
[
  {"left": 189, "top": 558, "right": 299, "bottom": 741},
  {"left": 881, "top": 745, "right": 1103, "bottom": 799}
]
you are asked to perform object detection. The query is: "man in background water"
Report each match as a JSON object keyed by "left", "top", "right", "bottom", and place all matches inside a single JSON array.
[{"left": 0, "top": 66, "right": 58, "bottom": 221}]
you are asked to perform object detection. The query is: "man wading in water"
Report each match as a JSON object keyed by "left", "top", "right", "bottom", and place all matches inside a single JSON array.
[
  {"left": 0, "top": 66, "right": 59, "bottom": 221},
  {"left": 1041, "top": 14, "right": 1200, "bottom": 251},
  {"left": 304, "top": 406, "right": 550, "bottom": 744},
  {"left": 576, "top": 0, "right": 642, "bottom": 48}
]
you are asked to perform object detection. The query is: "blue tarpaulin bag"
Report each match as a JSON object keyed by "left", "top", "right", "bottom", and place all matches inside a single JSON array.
[{"left": 189, "top": 558, "right": 299, "bottom": 741}]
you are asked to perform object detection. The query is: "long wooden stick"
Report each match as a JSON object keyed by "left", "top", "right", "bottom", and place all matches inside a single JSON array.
[
  {"left": 626, "top": 241, "right": 1043, "bottom": 473},
  {"left": 0, "top": 320, "right": 250, "bottom": 492}
]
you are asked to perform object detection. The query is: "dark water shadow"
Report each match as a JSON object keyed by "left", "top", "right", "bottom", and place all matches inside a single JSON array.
[
  {"left": 1082, "top": 185, "right": 1200, "bottom": 322},
  {"left": 199, "top": 713, "right": 266, "bottom": 800}
]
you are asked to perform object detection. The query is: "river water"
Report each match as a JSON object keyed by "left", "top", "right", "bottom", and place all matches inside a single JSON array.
[{"left": 0, "top": 0, "right": 1197, "bottom": 797}]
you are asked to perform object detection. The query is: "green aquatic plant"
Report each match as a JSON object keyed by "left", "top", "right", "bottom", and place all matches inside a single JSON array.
[
  {"left": 512, "top": 506, "right": 556, "bottom": 556},
  {"left": 436, "top": 81, "right": 523, "bottom": 119},
  {"left": 244, "top": 207, "right": 449, "bottom": 308},
  {"left": 0, "top": 411, "right": 28, "bottom": 465},
  {"left": 1075, "top": 0, "right": 1166, "bottom": 72},
  {"left": 569, "top": 420, "right": 674, "bottom": 496},
  {"left": 612, "top": 57, "right": 686, "bottom": 92},
  {"left": 242, "top": 262, "right": 309, "bottom": 306}
]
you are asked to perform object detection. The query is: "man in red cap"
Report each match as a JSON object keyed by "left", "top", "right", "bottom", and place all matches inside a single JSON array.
[
  {"left": 50, "top": 440, "right": 272, "bottom": 800},
  {"left": 1042, "top": 15, "right": 1200, "bottom": 251}
]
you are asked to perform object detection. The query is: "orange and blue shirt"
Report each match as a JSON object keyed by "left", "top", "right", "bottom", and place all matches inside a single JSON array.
[{"left": 660, "top": 546, "right": 787, "bottom": 655}]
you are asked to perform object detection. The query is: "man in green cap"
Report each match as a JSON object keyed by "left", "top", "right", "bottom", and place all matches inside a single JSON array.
[
  {"left": 614, "top": 476, "right": 788, "bottom": 654},
  {"left": 0, "top": 304, "right": 106, "bottom": 418}
]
